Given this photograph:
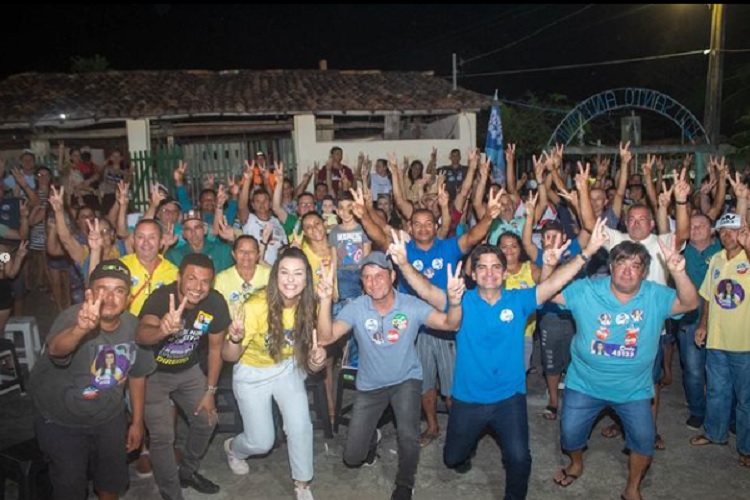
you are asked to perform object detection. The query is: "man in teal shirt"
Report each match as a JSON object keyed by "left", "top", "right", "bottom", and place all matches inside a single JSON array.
[{"left": 166, "top": 209, "right": 233, "bottom": 272}]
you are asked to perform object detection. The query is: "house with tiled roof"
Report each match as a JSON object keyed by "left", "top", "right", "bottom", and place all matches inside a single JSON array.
[{"left": 0, "top": 66, "right": 490, "bottom": 185}]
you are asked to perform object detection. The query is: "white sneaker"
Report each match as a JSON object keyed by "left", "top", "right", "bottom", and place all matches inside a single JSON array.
[
  {"left": 224, "top": 438, "right": 249, "bottom": 475},
  {"left": 294, "top": 485, "right": 315, "bottom": 500}
]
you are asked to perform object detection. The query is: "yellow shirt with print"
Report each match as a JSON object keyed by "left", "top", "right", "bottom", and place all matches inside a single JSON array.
[
  {"left": 700, "top": 249, "right": 750, "bottom": 351},
  {"left": 504, "top": 261, "right": 537, "bottom": 337},
  {"left": 214, "top": 264, "right": 271, "bottom": 312},
  {"left": 120, "top": 253, "right": 178, "bottom": 315},
  {"left": 239, "top": 291, "right": 296, "bottom": 367}
]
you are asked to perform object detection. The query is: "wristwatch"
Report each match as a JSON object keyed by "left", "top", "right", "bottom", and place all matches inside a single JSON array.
[{"left": 206, "top": 385, "right": 218, "bottom": 394}]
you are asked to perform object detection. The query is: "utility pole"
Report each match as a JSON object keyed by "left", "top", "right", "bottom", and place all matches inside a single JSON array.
[
  {"left": 452, "top": 53, "right": 457, "bottom": 91},
  {"left": 704, "top": 4, "right": 726, "bottom": 148}
]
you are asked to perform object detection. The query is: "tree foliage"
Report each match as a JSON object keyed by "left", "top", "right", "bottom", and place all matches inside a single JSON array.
[{"left": 69, "top": 55, "right": 110, "bottom": 73}]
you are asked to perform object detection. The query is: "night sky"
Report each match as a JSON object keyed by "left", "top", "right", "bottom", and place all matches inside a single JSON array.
[{"left": 4, "top": 4, "right": 750, "bottom": 133}]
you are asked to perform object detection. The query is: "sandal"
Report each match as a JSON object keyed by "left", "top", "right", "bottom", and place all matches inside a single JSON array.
[
  {"left": 740, "top": 454, "right": 750, "bottom": 468},
  {"left": 654, "top": 434, "right": 665, "bottom": 451},
  {"left": 690, "top": 435, "right": 726, "bottom": 446},
  {"left": 542, "top": 406, "right": 558, "bottom": 421},
  {"left": 419, "top": 429, "right": 440, "bottom": 448},
  {"left": 601, "top": 423, "right": 622, "bottom": 439},
  {"left": 553, "top": 468, "right": 580, "bottom": 487}
]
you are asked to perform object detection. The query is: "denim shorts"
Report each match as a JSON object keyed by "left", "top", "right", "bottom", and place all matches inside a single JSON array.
[{"left": 561, "top": 388, "right": 655, "bottom": 456}]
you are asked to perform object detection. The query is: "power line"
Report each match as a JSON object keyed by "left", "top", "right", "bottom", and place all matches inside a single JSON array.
[
  {"left": 462, "top": 4, "right": 596, "bottom": 65},
  {"left": 497, "top": 98, "right": 571, "bottom": 114},
  {"left": 457, "top": 49, "right": 707, "bottom": 79}
]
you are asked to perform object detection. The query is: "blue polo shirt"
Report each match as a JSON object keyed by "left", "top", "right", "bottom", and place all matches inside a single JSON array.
[
  {"left": 683, "top": 239, "right": 722, "bottom": 323},
  {"left": 336, "top": 290, "right": 433, "bottom": 391},
  {"left": 452, "top": 287, "right": 538, "bottom": 404},
  {"left": 562, "top": 277, "right": 677, "bottom": 403}
]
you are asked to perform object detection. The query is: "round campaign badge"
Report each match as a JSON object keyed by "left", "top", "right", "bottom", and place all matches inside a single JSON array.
[
  {"left": 500, "top": 309, "right": 514, "bottom": 322},
  {"left": 386, "top": 329, "right": 400, "bottom": 343}
]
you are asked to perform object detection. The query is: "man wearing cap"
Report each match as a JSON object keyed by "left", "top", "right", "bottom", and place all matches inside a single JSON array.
[
  {"left": 165, "top": 208, "right": 233, "bottom": 273},
  {"left": 691, "top": 201, "right": 750, "bottom": 467},
  {"left": 678, "top": 212, "right": 722, "bottom": 430},
  {"left": 30, "top": 260, "right": 156, "bottom": 500},
  {"left": 316, "top": 251, "right": 465, "bottom": 500},
  {"left": 137, "top": 253, "right": 231, "bottom": 499}
]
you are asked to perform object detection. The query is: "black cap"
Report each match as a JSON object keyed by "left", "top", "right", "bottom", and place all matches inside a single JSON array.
[
  {"left": 89, "top": 260, "right": 131, "bottom": 286},
  {"left": 359, "top": 251, "right": 394, "bottom": 273}
]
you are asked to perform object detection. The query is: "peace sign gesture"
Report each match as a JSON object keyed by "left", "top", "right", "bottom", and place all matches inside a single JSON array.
[
  {"left": 308, "top": 329, "right": 327, "bottom": 372},
  {"left": 173, "top": 161, "right": 188, "bottom": 185},
  {"left": 316, "top": 264, "right": 335, "bottom": 302},
  {"left": 387, "top": 229, "right": 410, "bottom": 267},
  {"left": 727, "top": 171, "right": 749, "bottom": 200},
  {"left": 658, "top": 236, "right": 686, "bottom": 274},
  {"left": 227, "top": 303, "right": 246, "bottom": 344},
  {"left": 86, "top": 218, "right": 102, "bottom": 250},
  {"left": 486, "top": 186, "right": 505, "bottom": 219},
  {"left": 446, "top": 262, "right": 466, "bottom": 306},
  {"left": 160, "top": 293, "right": 188, "bottom": 338},
  {"left": 77, "top": 289, "right": 103, "bottom": 331},
  {"left": 48, "top": 185, "right": 65, "bottom": 213},
  {"left": 542, "top": 234, "right": 573, "bottom": 268}
]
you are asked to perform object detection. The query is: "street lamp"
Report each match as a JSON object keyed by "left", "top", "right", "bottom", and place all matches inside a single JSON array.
[{"left": 704, "top": 4, "right": 725, "bottom": 148}]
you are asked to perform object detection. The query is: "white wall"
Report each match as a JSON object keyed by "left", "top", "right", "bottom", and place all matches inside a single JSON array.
[
  {"left": 126, "top": 119, "right": 150, "bottom": 154},
  {"left": 293, "top": 113, "right": 477, "bottom": 182}
]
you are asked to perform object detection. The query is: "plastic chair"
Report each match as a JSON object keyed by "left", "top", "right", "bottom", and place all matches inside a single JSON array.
[
  {"left": 4, "top": 317, "right": 41, "bottom": 371},
  {"left": 0, "top": 339, "right": 25, "bottom": 396},
  {"left": 0, "top": 438, "right": 50, "bottom": 500}
]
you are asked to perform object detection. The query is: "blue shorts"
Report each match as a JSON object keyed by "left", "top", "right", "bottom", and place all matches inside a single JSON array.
[{"left": 561, "top": 388, "right": 655, "bottom": 456}]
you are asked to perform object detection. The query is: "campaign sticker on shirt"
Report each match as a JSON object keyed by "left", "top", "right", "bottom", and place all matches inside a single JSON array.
[
  {"left": 432, "top": 258, "right": 444, "bottom": 271},
  {"left": 500, "top": 309, "right": 514, "bottom": 322},
  {"left": 230, "top": 291, "right": 241, "bottom": 303},
  {"left": 392, "top": 313, "right": 408, "bottom": 330},
  {"left": 713, "top": 269, "right": 721, "bottom": 280},
  {"left": 595, "top": 327, "right": 609, "bottom": 340},
  {"left": 624, "top": 330, "right": 639, "bottom": 347},
  {"left": 737, "top": 262, "right": 749, "bottom": 275},
  {"left": 365, "top": 318, "right": 379, "bottom": 332},
  {"left": 82, "top": 385, "right": 99, "bottom": 399},
  {"left": 714, "top": 279, "right": 745, "bottom": 309},
  {"left": 591, "top": 340, "right": 637, "bottom": 358},
  {"left": 598, "top": 313, "right": 612, "bottom": 326},
  {"left": 615, "top": 313, "right": 629, "bottom": 325},
  {"left": 424, "top": 268, "right": 435, "bottom": 279},
  {"left": 371, "top": 331, "right": 385, "bottom": 345},
  {"left": 131, "top": 276, "right": 140, "bottom": 287},
  {"left": 193, "top": 311, "right": 214, "bottom": 332},
  {"left": 412, "top": 260, "right": 424, "bottom": 272},
  {"left": 631, "top": 309, "right": 644, "bottom": 322},
  {"left": 386, "top": 329, "right": 400, "bottom": 343}
]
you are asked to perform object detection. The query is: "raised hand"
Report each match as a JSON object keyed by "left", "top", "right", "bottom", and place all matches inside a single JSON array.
[
  {"left": 574, "top": 161, "right": 591, "bottom": 192},
  {"left": 524, "top": 190, "right": 539, "bottom": 215},
  {"left": 727, "top": 171, "right": 749, "bottom": 200},
  {"left": 204, "top": 173, "right": 216, "bottom": 189},
  {"left": 227, "top": 175, "right": 240, "bottom": 198},
  {"left": 11, "top": 166, "right": 27, "bottom": 187},
  {"left": 308, "top": 329, "right": 327, "bottom": 372},
  {"left": 542, "top": 234, "right": 573, "bottom": 268},
  {"left": 227, "top": 303, "right": 246, "bottom": 344},
  {"left": 487, "top": 186, "right": 505, "bottom": 219},
  {"left": 261, "top": 222, "right": 273, "bottom": 246},
  {"left": 215, "top": 184, "right": 228, "bottom": 209},
  {"left": 48, "top": 185, "right": 65, "bottom": 213},
  {"left": 18, "top": 199, "right": 29, "bottom": 220},
  {"left": 173, "top": 161, "right": 188, "bottom": 185},
  {"left": 242, "top": 160, "right": 254, "bottom": 185},
  {"left": 584, "top": 217, "right": 610, "bottom": 255},
  {"left": 467, "top": 147, "right": 479, "bottom": 168},
  {"left": 160, "top": 293, "right": 188, "bottom": 338},
  {"left": 117, "top": 180, "right": 130, "bottom": 207},
  {"left": 619, "top": 141, "right": 632, "bottom": 167},
  {"left": 596, "top": 155, "right": 611, "bottom": 179},
  {"left": 316, "top": 264, "right": 335, "bottom": 302},
  {"left": 350, "top": 187, "right": 366, "bottom": 219},
  {"left": 642, "top": 154, "right": 655, "bottom": 178},
  {"left": 150, "top": 183, "right": 166, "bottom": 207},
  {"left": 700, "top": 177, "right": 717, "bottom": 197},
  {"left": 658, "top": 236, "right": 686, "bottom": 274},
  {"left": 673, "top": 167, "right": 691, "bottom": 203},
  {"left": 217, "top": 215, "right": 235, "bottom": 242},
  {"left": 558, "top": 186, "right": 579, "bottom": 209},
  {"left": 551, "top": 143, "right": 564, "bottom": 170},
  {"left": 446, "top": 262, "right": 466, "bottom": 305},
  {"left": 683, "top": 153, "right": 694, "bottom": 171},
  {"left": 659, "top": 181, "right": 674, "bottom": 208},
  {"left": 737, "top": 225, "right": 750, "bottom": 250},
  {"left": 505, "top": 143, "right": 516, "bottom": 165},
  {"left": 15, "top": 240, "right": 29, "bottom": 261},
  {"left": 437, "top": 181, "right": 449, "bottom": 208},
  {"left": 86, "top": 218, "right": 102, "bottom": 250},
  {"left": 386, "top": 229, "right": 410, "bottom": 267},
  {"left": 160, "top": 222, "right": 178, "bottom": 250},
  {"left": 533, "top": 153, "right": 548, "bottom": 181},
  {"left": 77, "top": 289, "right": 102, "bottom": 331}
]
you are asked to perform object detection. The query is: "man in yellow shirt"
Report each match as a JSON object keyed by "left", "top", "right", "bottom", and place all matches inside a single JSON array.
[
  {"left": 214, "top": 235, "right": 270, "bottom": 311},
  {"left": 693, "top": 212, "right": 750, "bottom": 468},
  {"left": 119, "top": 219, "right": 178, "bottom": 315}
]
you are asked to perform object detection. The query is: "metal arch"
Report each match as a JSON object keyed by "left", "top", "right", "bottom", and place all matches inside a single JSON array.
[{"left": 548, "top": 88, "right": 709, "bottom": 147}]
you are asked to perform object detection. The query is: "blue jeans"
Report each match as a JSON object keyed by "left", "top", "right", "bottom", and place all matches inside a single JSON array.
[
  {"left": 444, "top": 393, "right": 531, "bottom": 500},
  {"left": 677, "top": 320, "right": 707, "bottom": 419},
  {"left": 561, "top": 389, "right": 655, "bottom": 456},
  {"left": 704, "top": 349, "right": 750, "bottom": 454}
]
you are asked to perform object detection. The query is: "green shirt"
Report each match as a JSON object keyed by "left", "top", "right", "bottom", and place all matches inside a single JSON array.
[{"left": 165, "top": 237, "right": 234, "bottom": 273}]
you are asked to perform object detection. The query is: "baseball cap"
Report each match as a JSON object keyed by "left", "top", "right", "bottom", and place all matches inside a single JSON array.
[
  {"left": 359, "top": 251, "right": 393, "bottom": 273},
  {"left": 157, "top": 197, "right": 181, "bottom": 212},
  {"left": 715, "top": 212, "right": 741, "bottom": 230},
  {"left": 89, "top": 260, "right": 131, "bottom": 286},
  {"left": 183, "top": 208, "right": 202, "bottom": 223}
]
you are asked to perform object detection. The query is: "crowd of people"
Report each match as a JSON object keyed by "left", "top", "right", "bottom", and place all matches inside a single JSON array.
[{"left": 7, "top": 141, "right": 748, "bottom": 500}]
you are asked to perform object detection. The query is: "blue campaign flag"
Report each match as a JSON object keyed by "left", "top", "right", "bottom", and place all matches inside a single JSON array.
[{"left": 485, "top": 92, "right": 506, "bottom": 186}]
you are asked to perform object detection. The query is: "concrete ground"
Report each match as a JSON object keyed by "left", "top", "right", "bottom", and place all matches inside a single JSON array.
[{"left": 2, "top": 289, "right": 749, "bottom": 499}]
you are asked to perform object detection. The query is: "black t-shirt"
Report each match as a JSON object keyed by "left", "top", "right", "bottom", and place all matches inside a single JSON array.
[
  {"left": 29, "top": 305, "right": 156, "bottom": 427},
  {"left": 139, "top": 282, "right": 231, "bottom": 373},
  {"left": 437, "top": 165, "right": 468, "bottom": 200}
]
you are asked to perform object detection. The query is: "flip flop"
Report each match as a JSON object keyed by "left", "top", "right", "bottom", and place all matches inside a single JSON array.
[
  {"left": 419, "top": 429, "right": 440, "bottom": 448},
  {"left": 654, "top": 434, "right": 665, "bottom": 451},
  {"left": 601, "top": 423, "right": 622, "bottom": 439},
  {"left": 690, "top": 435, "right": 727, "bottom": 446},
  {"left": 739, "top": 454, "right": 750, "bottom": 467},
  {"left": 553, "top": 468, "right": 579, "bottom": 487},
  {"left": 542, "top": 405, "right": 558, "bottom": 421}
]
